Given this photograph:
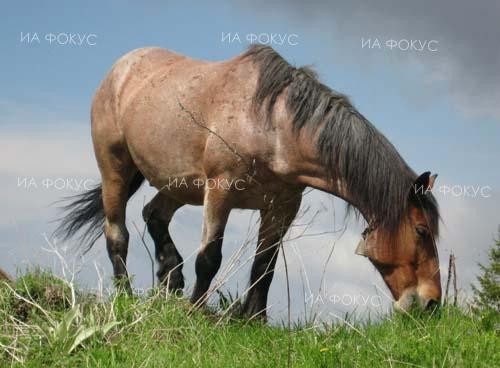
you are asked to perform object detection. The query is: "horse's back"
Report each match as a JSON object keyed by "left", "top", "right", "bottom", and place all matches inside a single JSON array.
[{"left": 93, "top": 47, "right": 188, "bottom": 119}]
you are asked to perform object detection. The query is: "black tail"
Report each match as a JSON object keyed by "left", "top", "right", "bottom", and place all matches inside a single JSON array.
[{"left": 53, "top": 172, "right": 145, "bottom": 252}]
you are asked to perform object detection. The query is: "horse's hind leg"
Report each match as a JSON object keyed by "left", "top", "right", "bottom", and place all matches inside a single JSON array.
[
  {"left": 142, "top": 193, "right": 185, "bottom": 292},
  {"left": 100, "top": 165, "right": 140, "bottom": 294},
  {"left": 94, "top": 117, "right": 141, "bottom": 294}
]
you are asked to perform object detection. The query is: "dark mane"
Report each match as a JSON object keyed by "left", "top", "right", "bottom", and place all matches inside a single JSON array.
[{"left": 243, "top": 44, "right": 439, "bottom": 236}]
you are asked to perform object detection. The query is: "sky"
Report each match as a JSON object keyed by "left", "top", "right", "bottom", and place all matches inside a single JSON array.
[{"left": 1, "top": 0, "right": 499, "bottom": 324}]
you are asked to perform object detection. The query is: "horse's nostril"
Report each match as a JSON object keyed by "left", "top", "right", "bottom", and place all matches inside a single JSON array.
[{"left": 425, "top": 299, "right": 440, "bottom": 310}]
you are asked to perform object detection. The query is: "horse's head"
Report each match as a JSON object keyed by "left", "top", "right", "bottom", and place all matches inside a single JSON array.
[{"left": 356, "top": 172, "right": 441, "bottom": 312}]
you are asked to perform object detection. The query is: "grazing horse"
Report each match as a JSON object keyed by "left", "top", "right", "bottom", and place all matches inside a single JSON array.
[{"left": 55, "top": 45, "right": 441, "bottom": 318}]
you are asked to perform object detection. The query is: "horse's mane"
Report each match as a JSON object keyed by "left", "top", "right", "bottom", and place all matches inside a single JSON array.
[{"left": 243, "top": 44, "right": 439, "bottom": 236}]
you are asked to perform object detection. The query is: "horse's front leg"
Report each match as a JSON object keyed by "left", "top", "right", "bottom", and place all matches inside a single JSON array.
[
  {"left": 242, "top": 194, "right": 302, "bottom": 319},
  {"left": 190, "top": 186, "right": 233, "bottom": 306}
]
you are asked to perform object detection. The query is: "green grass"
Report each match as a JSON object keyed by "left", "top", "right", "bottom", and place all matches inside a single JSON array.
[{"left": 0, "top": 270, "right": 498, "bottom": 367}]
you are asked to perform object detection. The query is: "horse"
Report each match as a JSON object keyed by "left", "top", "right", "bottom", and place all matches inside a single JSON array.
[{"left": 55, "top": 45, "right": 441, "bottom": 318}]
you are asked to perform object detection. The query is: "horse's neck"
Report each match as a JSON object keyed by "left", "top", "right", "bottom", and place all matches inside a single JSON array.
[
  {"left": 269, "top": 123, "right": 362, "bottom": 219},
  {"left": 272, "top": 117, "right": 371, "bottom": 221},
  {"left": 295, "top": 171, "right": 369, "bottom": 220}
]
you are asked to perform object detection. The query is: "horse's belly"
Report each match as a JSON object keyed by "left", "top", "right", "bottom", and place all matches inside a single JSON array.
[{"left": 126, "top": 127, "right": 207, "bottom": 206}]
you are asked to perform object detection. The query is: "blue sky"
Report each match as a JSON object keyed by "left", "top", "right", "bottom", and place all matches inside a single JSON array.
[{"left": 1, "top": 0, "right": 498, "bottom": 322}]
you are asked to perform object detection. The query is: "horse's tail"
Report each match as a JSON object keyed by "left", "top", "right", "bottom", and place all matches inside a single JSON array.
[{"left": 53, "top": 172, "right": 145, "bottom": 252}]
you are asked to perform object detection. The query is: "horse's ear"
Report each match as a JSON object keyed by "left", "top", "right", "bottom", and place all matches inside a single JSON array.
[
  {"left": 415, "top": 171, "right": 430, "bottom": 188},
  {"left": 412, "top": 171, "right": 437, "bottom": 196},
  {"left": 428, "top": 173, "right": 438, "bottom": 190}
]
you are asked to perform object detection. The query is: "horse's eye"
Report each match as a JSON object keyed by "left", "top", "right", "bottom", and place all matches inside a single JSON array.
[{"left": 415, "top": 226, "right": 429, "bottom": 237}]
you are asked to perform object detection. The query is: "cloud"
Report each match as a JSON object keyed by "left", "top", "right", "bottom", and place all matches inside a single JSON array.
[{"left": 236, "top": 0, "right": 500, "bottom": 119}]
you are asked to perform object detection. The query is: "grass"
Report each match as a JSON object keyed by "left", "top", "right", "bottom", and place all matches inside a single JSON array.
[{"left": 0, "top": 270, "right": 498, "bottom": 367}]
